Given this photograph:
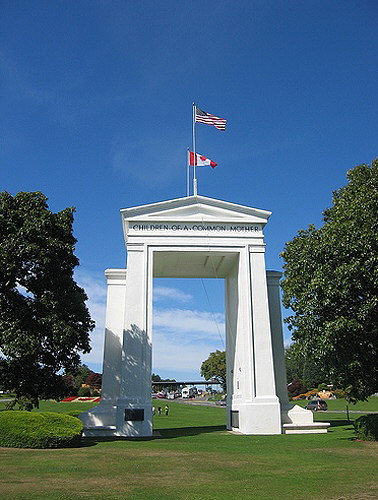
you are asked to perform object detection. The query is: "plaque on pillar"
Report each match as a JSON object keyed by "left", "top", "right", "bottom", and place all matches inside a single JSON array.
[{"left": 124, "top": 409, "right": 144, "bottom": 422}]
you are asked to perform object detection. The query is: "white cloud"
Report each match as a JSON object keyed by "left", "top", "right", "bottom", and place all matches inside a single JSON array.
[
  {"left": 152, "top": 307, "right": 225, "bottom": 377},
  {"left": 153, "top": 308, "right": 225, "bottom": 341},
  {"left": 75, "top": 269, "right": 107, "bottom": 306},
  {"left": 153, "top": 286, "right": 192, "bottom": 303},
  {"left": 152, "top": 336, "right": 221, "bottom": 376}
]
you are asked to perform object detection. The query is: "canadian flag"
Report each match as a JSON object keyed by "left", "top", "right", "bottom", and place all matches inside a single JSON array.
[{"left": 188, "top": 151, "right": 217, "bottom": 168}]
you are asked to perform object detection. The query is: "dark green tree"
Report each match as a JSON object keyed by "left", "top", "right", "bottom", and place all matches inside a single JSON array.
[
  {"left": 84, "top": 372, "right": 102, "bottom": 390},
  {"left": 0, "top": 192, "right": 94, "bottom": 408},
  {"left": 281, "top": 160, "right": 378, "bottom": 401},
  {"left": 151, "top": 373, "right": 162, "bottom": 382},
  {"left": 62, "top": 363, "right": 94, "bottom": 396},
  {"left": 151, "top": 373, "right": 176, "bottom": 392},
  {"left": 285, "top": 344, "right": 327, "bottom": 388},
  {"left": 70, "top": 363, "right": 93, "bottom": 390},
  {"left": 201, "top": 350, "right": 226, "bottom": 391},
  {"left": 284, "top": 344, "right": 303, "bottom": 383}
]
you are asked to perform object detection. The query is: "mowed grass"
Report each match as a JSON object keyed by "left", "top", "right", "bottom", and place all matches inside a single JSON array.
[
  {"left": 0, "top": 399, "right": 101, "bottom": 414},
  {"left": 294, "top": 396, "right": 378, "bottom": 412},
  {"left": 0, "top": 400, "right": 377, "bottom": 499}
]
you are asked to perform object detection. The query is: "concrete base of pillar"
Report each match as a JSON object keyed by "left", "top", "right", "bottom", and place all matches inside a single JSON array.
[
  {"left": 115, "top": 400, "right": 152, "bottom": 437},
  {"left": 82, "top": 425, "right": 117, "bottom": 437},
  {"left": 282, "top": 422, "right": 330, "bottom": 434},
  {"left": 229, "top": 399, "right": 282, "bottom": 435},
  {"left": 281, "top": 404, "right": 330, "bottom": 434},
  {"left": 80, "top": 400, "right": 152, "bottom": 437},
  {"left": 80, "top": 403, "right": 116, "bottom": 427},
  {"left": 80, "top": 402, "right": 117, "bottom": 437}
]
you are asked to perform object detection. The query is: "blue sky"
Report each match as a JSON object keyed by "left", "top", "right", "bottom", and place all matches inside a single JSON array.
[{"left": 1, "top": 1, "right": 377, "bottom": 380}]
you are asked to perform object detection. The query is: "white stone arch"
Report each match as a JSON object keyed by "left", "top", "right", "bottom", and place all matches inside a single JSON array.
[{"left": 80, "top": 196, "right": 329, "bottom": 436}]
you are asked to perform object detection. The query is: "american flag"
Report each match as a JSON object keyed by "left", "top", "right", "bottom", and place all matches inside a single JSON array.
[{"left": 195, "top": 107, "right": 227, "bottom": 130}]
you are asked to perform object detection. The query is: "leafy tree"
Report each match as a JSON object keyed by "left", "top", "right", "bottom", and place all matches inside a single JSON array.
[
  {"left": 151, "top": 373, "right": 176, "bottom": 392},
  {"left": 201, "top": 350, "right": 226, "bottom": 391},
  {"left": 85, "top": 372, "right": 102, "bottom": 390},
  {"left": 151, "top": 373, "right": 162, "bottom": 382},
  {"left": 78, "top": 386, "right": 91, "bottom": 397},
  {"left": 68, "top": 363, "right": 93, "bottom": 391},
  {"left": 287, "top": 379, "right": 307, "bottom": 398},
  {"left": 281, "top": 160, "right": 378, "bottom": 401},
  {"left": 0, "top": 191, "right": 94, "bottom": 407},
  {"left": 61, "top": 374, "right": 76, "bottom": 396},
  {"left": 151, "top": 373, "right": 161, "bottom": 393},
  {"left": 162, "top": 378, "right": 177, "bottom": 392},
  {"left": 285, "top": 344, "right": 328, "bottom": 388},
  {"left": 62, "top": 363, "right": 94, "bottom": 396},
  {"left": 302, "top": 358, "right": 328, "bottom": 389},
  {"left": 284, "top": 344, "right": 303, "bottom": 383}
]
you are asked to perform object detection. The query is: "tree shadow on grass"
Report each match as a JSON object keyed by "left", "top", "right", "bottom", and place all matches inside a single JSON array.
[
  {"left": 325, "top": 419, "right": 356, "bottom": 440},
  {"left": 82, "top": 421, "right": 358, "bottom": 446},
  {"left": 155, "top": 425, "right": 226, "bottom": 439},
  {"left": 328, "top": 419, "right": 354, "bottom": 428},
  {"left": 81, "top": 424, "right": 226, "bottom": 446}
]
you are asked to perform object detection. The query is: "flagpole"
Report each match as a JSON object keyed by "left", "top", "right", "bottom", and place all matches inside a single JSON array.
[
  {"left": 187, "top": 148, "right": 190, "bottom": 197},
  {"left": 192, "top": 102, "right": 197, "bottom": 196}
]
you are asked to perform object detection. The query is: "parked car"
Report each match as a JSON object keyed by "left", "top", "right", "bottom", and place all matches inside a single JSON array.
[{"left": 305, "top": 399, "right": 328, "bottom": 412}]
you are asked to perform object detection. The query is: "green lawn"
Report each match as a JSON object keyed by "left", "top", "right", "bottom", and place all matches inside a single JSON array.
[
  {"left": 0, "top": 400, "right": 101, "bottom": 414},
  {"left": 294, "top": 396, "right": 378, "bottom": 412},
  {"left": 1, "top": 396, "right": 377, "bottom": 414},
  {"left": 0, "top": 400, "right": 377, "bottom": 499}
]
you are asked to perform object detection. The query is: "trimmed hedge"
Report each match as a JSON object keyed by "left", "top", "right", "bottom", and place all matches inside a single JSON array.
[
  {"left": 0, "top": 411, "right": 83, "bottom": 448},
  {"left": 354, "top": 414, "right": 378, "bottom": 441}
]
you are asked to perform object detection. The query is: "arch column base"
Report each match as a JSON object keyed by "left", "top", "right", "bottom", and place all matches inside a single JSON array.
[
  {"left": 114, "top": 399, "right": 153, "bottom": 437},
  {"left": 80, "top": 403, "right": 118, "bottom": 437},
  {"left": 228, "top": 398, "right": 281, "bottom": 435}
]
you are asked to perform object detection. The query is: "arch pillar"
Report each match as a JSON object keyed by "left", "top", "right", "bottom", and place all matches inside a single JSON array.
[
  {"left": 115, "top": 242, "right": 152, "bottom": 437},
  {"left": 226, "top": 244, "right": 281, "bottom": 434}
]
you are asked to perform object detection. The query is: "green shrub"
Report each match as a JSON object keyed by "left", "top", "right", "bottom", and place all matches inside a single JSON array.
[
  {"left": 78, "top": 386, "right": 91, "bottom": 397},
  {"left": 354, "top": 414, "right": 378, "bottom": 441},
  {"left": 0, "top": 411, "right": 83, "bottom": 448}
]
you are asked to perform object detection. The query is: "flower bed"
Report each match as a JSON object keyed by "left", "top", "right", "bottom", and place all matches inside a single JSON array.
[{"left": 61, "top": 396, "right": 100, "bottom": 403}]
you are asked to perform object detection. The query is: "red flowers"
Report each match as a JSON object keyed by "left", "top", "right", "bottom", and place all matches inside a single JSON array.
[{"left": 61, "top": 396, "right": 100, "bottom": 403}]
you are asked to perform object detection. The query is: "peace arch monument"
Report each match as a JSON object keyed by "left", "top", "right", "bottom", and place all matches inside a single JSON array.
[{"left": 80, "top": 195, "right": 329, "bottom": 436}]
